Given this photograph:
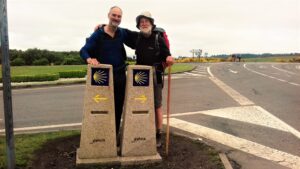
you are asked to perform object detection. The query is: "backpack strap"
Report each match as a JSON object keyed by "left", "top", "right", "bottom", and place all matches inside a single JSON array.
[{"left": 154, "top": 33, "right": 160, "bottom": 56}]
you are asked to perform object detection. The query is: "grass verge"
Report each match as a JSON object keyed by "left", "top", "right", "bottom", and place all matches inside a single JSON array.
[
  {"left": 166, "top": 63, "right": 195, "bottom": 74},
  {"left": 0, "top": 64, "right": 195, "bottom": 82},
  {"left": 0, "top": 130, "right": 80, "bottom": 168},
  {"left": 242, "top": 56, "right": 297, "bottom": 62}
]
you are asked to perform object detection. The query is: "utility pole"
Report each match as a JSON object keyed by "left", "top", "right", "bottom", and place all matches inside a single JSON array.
[
  {"left": 190, "top": 49, "right": 196, "bottom": 58},
  {"left": 0, "top": 0, "right": 16, "bottom": 168},
  {"left": 197, "top": 49, "right": 202, "bottom": 62}
]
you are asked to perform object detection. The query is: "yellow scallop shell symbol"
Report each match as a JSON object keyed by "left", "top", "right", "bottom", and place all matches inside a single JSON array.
[
  {"left": 93, "top": 70, "right": 107, "bottom": 84},
  {"left": 134, "top": 71, "right": 147, "bottom": 85}
]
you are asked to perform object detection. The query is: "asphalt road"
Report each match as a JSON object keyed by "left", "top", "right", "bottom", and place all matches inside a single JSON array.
[{"left": 1, "top": 62, "right": 300, "bottom": 169}]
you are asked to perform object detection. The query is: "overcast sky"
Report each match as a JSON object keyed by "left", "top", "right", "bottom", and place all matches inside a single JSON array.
[{"left": 7, "top": 0, "right": 300, "bottom": 57}]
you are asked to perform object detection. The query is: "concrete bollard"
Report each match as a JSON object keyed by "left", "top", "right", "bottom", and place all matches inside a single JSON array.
[
  {"left": 120, "top": 65, "right": 162, "bottom": 165},
  {"left": 76, "top": 64, "right": 119, "bottom": 165}
]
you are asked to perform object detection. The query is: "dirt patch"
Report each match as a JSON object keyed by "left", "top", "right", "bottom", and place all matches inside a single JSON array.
[{"left": 26, "top": 134, "right": 224, "bottom": 169}]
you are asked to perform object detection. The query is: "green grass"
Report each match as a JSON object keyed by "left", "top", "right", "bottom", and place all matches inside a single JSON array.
[
  {"left": 166, "top": 63, "right": 195, "bottom": 74},
  {"left": 0, "top": 65, "right": 87, "bottom": 78},
  {"left": 0, "top": 64, "right": 195, "bottom": 79},
  {"left": 0, "top": 130, "right": 80, "bottom": 168},
  {"left": 243, "top": 56, "right": 297, "bottom": 62}
]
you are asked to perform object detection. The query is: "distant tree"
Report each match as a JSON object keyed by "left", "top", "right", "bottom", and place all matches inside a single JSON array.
[
  {"left": 33, "top": 58, "right": 49, "bottom": 65},
  {"left": 9, "top": 49, "right": 22, "bottom": 61},
  {"left": 22, "top": 48, "right": 43, "bottom": 65},
  {"left": 11, "top": 57, "right": 26, "bottom": 66},
  {"left": 62, "top": 55, "right": 84, "bottom": 65}
]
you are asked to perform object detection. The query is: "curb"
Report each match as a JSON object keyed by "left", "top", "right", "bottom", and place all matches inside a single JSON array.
[{"left": 0, "top": 78, "right": 86, "bottom": 90}]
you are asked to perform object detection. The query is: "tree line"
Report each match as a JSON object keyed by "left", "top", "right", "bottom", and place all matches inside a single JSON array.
[
  {"left": 211, "top": 53, "right": 300, "bottom": 58},
  {"left": 0, "top": 48, "right": 85, "bottom": 66},
  {"left": 0, "top": 48, "right": 136, "bottom": 66}
]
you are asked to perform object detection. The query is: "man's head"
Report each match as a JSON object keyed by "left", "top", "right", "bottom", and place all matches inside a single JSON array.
[
  {"left": 136, "top": 11, "right": 156, "bottom": 36},
  {"left": 108, "top": 6, "right": 122, "bottom": 28}
]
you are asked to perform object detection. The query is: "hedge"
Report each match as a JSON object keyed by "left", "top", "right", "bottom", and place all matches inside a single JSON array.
[
  {"left": 0, "top": 74, "right": 60, "bottom": 82},
  {"left": 0, "top": 71, "right": 87, "bottom": 83},
  {"left": 58, "top": 70, "right": 87, "bottom": 78}
]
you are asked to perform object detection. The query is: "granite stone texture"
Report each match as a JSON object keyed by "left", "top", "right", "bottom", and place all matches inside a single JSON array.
[
  {"left": 77, "top": 64, "right": 118, "bottom": 163},
  {"left": 120, "top": 65, "right": 161, "bottom": 162}
]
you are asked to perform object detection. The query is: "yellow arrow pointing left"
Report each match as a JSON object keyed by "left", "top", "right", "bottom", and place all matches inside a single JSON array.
[{"left": 93, "top": 94, "right": 108, "bottom": 103}]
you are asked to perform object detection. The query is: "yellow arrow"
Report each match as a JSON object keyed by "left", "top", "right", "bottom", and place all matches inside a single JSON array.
[
  {"left": 93, "top": 94, "right": 108, "bottom": 103},
  {"left": 134, "top": 94, "right": 147, "bottom": 103}
]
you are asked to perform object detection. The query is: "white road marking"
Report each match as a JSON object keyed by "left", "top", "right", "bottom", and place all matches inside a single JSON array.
[
  {"left": 170, "top": 76, "right": 184, "bottom": 80},
  {"left": 206, "top": 66, "right": 300, "bottom": 139},
  {"left": 255, "top": 106, "right": 300, "bottom": 140},
  {"left": 289, "top": 82, "right": 300, "bottom": 86},
  {"left": 259, "top": 65, "right": 266, "bottom": 69},
  {"left": 229, "top": 69, "right": 238, "bottom": 74},
  {"left": 164, "top": 118, "right": 300, "bottom": 169},
  {"left": 207, "top": 66, "right": 214, "bottom": 77},
  {"left": 191, "top": 70, "right": 207, "bottom": 74},
  {"left": 244, "top": 64, "right": 300, "bottom": 87},
  {"left": 296, "top": 65, "right": 300, "bottom": 70},
  {"left": 164, "top": 106, "right": 290, "bottom": 132},
  {"left": 207, "top": 67, "right": 254, "bottom": 106},
  {"left": 271, "top": 65, "right": 295, "bottom": 75},
  {"left": 183, "top": 72, "right": 205, "bottom": 77},
  {"left": 0, "top": 122, "right": 82, "bottom": 133}
]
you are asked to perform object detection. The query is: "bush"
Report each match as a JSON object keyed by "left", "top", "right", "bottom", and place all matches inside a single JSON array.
[
  {"left": 289, "top": 57, "right": 300, "bottom": 62},
  {"left": 62, "top": 56, "right": 84, "bottom": 65},
  {"left": 58, "top": 70, "right": 87, "bottom": 78},
  {"left": 11, "top": 57, "right": 26, "bottom": 66},
  {"left": 32, "top": 58, "right": 49, "bottom": 65},
  {"left": 10, "top": 74, "right": 59, "bottom": 82}
]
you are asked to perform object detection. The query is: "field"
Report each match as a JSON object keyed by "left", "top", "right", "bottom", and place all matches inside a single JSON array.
[
  {"left": 0, "top": 63, "right": 195, "bottom": 79},
  {"left": 242, "top": 56, "right": 298, "bottom": 62}
]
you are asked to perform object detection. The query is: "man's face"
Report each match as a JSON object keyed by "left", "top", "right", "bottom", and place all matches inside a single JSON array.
[
  {"left": 108, "top": 8, "right": 122, "bottom": 27},
  {"left": 139, "top": 18, "right": 152, "bottom": 34}
]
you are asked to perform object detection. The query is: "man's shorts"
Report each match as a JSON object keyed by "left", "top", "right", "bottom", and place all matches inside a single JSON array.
[
  {"left": 153, "top": 67, "right": 163, "bottom": 109},
  {"left": 154, "top": 83, "right": 163, "bottom": 109}
]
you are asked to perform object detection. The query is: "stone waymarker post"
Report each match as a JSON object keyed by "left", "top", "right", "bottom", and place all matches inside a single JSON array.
[
  {"left": 77, "top": 64, "right": 119, "bottom": 165},
  {"left": 120, "top": 65, "right": 162, "bottom": 164}
]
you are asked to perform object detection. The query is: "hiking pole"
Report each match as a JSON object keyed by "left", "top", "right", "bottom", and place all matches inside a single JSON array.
[{"left": 166, "top": 65, "right": 172, "bottom": 156}]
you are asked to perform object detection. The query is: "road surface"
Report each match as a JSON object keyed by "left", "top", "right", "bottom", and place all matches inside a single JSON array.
[{"left": 1, "top": 62, "right": 300, "bottom": 168}]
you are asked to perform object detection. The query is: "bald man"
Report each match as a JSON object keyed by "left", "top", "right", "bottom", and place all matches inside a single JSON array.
[{"left": 80, "top": 6, "right": 137, "bottom": 137}]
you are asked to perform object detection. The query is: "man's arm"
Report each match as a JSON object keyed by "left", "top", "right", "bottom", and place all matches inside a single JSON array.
[
  {"left": 123, "top": 28, "right": 139, "bottom": 49},
  {"left": 158, "top": 37, "right": 174, "bottom": 66},
  {"left": 94, "top": 25, "right": 138, "bottom": 49},
  {"left": 79, "top": 30, "right": 102, "bottom": 65}
]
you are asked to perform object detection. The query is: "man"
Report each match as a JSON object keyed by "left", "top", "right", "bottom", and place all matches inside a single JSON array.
[
  {"left": 80, "top": 6, "right": 137, "bottom": 137},
  {"left": 135, "top": 11, "right": 174, "bottom": 147}
]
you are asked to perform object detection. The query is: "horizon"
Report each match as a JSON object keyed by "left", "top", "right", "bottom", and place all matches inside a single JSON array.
[{"left": 7, "top": 0, "right": 300, "bottom": 57}]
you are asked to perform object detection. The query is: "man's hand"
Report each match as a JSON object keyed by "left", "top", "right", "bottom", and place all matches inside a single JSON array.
[
  {"left": 86, "top": 58, "right": 100, "bottom": 65},
  {"left": 94, "top": 24, "right": 104, "bottom": 31},
  {"left": 166, "top": 56, "right": 174, "bottom": 66}
]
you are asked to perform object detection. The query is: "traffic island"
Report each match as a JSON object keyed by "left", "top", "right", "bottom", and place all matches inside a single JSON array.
[{"left": 27, "top": 132, "right": 225, "bottom": 169}]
